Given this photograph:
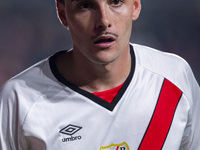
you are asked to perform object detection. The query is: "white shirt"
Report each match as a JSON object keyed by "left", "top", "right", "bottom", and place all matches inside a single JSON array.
[{"left": 0, "top": 44, "right": 200, "bottom": 150}]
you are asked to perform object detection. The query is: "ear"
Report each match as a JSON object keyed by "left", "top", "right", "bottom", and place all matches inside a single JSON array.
[
  {"left": 56, "top": 1, "right": 69, "bottom": 27},
  {"left": 132, "top": 0, "right": 141, "bottom": 21}
]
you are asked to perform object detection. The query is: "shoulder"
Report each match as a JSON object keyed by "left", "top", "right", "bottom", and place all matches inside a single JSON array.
[
  {"left": 0, "top": 58, "right": 57, "bottom": 109},
  {"left": 131, "top": 43, "right": 199, "bottom": 101},
  {"left": 132, "top": 43, "right": 187, "bottom": 72}
]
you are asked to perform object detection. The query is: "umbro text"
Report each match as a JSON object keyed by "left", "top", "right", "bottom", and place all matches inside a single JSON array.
[{"left": 62, "top": 136, "right": 82, "bottom": 142}]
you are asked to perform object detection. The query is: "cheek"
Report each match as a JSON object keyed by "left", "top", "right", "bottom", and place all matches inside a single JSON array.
[
  {"left": 74, "top": 12, "right": 93, "bottom": 31},
  {"left": 113, "top": 6, "right": 133, "bottom": 31},
  {"left": 68, "top": 18, "right": 94, "bottom": 52},
  {"left": 115, "top": 14, "right": 132, "bottom": 39},
  {"left": 68, "top": 18, "right": 89, "bottom": 40}
]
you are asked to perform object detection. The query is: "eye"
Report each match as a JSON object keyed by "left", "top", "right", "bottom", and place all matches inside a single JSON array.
[
  {"left": 77, "top": 1, "right": 93, "bottom": 10},
  {"left": 110, "top": 0, "right": 124, "bottom": 7}
]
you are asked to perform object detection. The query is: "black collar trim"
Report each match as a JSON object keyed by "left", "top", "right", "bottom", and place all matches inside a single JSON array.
[{"left": 49, "top": 45, "right": 135, "bottom": 111}]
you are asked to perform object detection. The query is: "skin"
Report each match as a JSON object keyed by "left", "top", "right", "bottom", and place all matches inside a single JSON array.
[{"left": 56, "top": 0, "right": 141, "bottom": 92}]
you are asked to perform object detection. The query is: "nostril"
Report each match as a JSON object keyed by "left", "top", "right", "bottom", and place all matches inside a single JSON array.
[
  {"left": 95, "top": 23, "right": 111, "bottom": 33},
  {"left": 95, "top": 24, "right": 106, "bottom": 32},
  {"left": 94, "top": 17, "right": 111, "bottom": 30}
]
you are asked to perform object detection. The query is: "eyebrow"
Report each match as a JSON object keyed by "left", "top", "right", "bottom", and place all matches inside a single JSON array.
[
  {"left": 71, "top": 0, "right": 82, "bottom": 2},
  {"left": 71, "top": 0, "right": 92, "bottom": 2},
  {"left": 70, "top": 0, "right": 83, "bottom": 5},
  {"left": 71, "top": 0, "right": 93, "bottom": 5}
]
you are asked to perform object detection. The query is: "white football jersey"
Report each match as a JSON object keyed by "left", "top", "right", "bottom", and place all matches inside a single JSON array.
[{"left": 0, "top": 44, "right": 200, "bottom": 150}]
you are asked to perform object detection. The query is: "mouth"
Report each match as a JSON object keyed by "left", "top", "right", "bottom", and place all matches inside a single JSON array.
[
  {"left": 93, "top": 35, "right": 116, "bottom": 48},
  {"left": 94, "top": 37, "right": 115, "bottom": 44}
]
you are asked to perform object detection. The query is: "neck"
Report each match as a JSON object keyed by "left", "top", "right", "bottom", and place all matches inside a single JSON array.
[{"left": 57, "top": 45, "right": 131, "bottom": 93}]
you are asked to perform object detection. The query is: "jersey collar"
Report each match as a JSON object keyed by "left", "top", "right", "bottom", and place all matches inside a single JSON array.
[{"left": 49, "top": 44, "right": 135, "bottom": 111}]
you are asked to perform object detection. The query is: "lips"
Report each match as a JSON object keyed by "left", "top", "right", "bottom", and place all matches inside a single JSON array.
[
  {"left": 93, "top": 34, "right": 116, "bottom": 48},
  {"left": 94, "top": 36, "right": 115, "bottom": 44}
]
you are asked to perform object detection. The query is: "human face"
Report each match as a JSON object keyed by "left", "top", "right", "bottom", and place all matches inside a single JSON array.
[{"left": 57, "top": 0, "right": 141, "bottom": 65}]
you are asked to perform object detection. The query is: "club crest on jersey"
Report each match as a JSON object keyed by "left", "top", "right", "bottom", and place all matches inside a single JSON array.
[{"left": 100, "top": 142, "right": 130, "bottom": 150}]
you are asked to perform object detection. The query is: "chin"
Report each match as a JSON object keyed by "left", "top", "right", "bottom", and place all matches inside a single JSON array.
[{"left": 90, "top": 51, "right": 120, "bottom": 65}]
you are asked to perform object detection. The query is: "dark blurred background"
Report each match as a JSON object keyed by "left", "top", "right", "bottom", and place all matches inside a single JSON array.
[{"left": 0, "top": 0, "right": 199, "bottom": 87}]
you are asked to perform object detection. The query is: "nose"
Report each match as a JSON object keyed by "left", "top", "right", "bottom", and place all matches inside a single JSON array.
[{"left": 94, "top": 4, "right": 112, "bottom": 32}]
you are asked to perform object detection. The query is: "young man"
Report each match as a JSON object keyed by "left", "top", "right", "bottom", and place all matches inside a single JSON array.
[{"left": 0, "top": 0, "right": 200, "bottom": 149}]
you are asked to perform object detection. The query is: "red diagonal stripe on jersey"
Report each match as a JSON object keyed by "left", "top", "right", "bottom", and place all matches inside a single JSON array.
[{"left": 138, "top": 79, "right": 182, "bottom": 150}]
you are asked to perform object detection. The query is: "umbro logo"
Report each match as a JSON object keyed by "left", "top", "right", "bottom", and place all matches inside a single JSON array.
[
  {"left": 60, "top": 124, "right": 82, "bottom": 136},
  {"left": 60, "top": 124, "right": 82, "bottom": 142}
]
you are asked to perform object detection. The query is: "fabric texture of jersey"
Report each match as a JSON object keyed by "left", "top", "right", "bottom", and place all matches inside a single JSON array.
[{"left": 0, "top": 44, "right": 200, "bottom": 150}]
